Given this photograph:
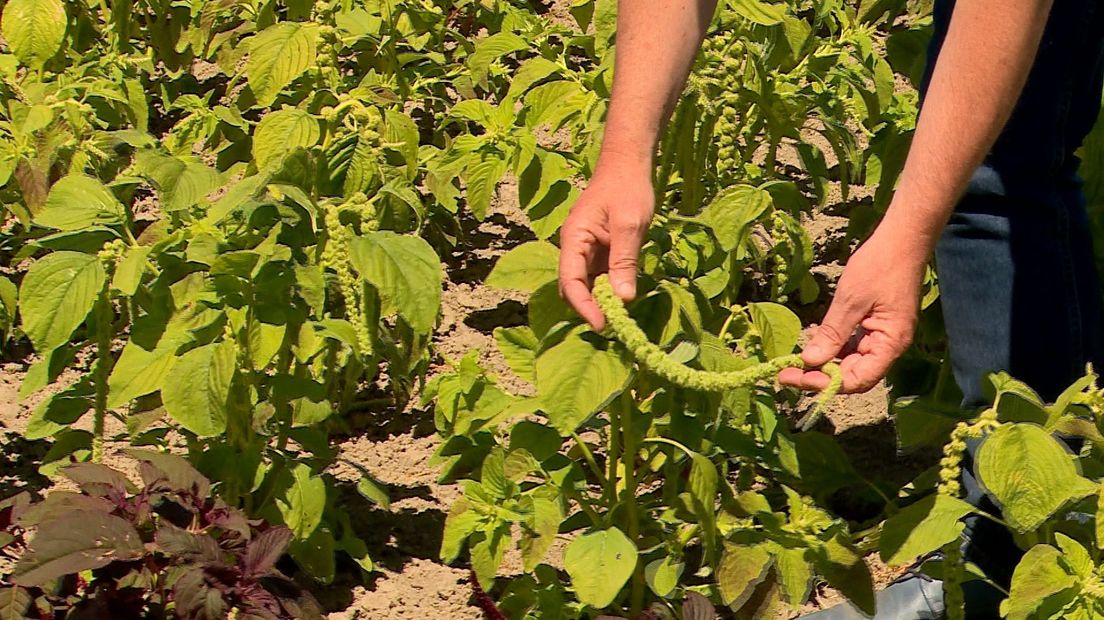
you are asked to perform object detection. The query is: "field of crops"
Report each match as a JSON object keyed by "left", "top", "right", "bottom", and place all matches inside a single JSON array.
[{"left": 2, "top": 0, "right": 1104, "bottom": 619}]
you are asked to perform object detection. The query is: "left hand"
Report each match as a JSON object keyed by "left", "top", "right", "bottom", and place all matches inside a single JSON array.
[{"left": 778, "top": 229, "right": 925, "bottom": 394}]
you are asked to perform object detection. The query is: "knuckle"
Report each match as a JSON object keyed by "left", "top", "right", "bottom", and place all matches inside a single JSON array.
[{"left": 817, "top": 323, "right": 848, "bottom": 345}]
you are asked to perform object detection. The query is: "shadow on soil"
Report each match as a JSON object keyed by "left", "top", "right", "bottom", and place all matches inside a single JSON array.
[
  {"left": 302, "top": 481, "right": 451, "bottom": 612},
  {"left": 0, "top": 432, "right": 51, "bottom": 500}
]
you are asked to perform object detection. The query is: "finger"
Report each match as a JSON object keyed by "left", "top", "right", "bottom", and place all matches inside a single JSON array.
[
  {"left": 778, "top": 367, "right": 804, "bottom": 386},
  {"left": 778, "top": 368, "right": 831, "bottom": 391},
  {"left": 802, "top": 293, "right": 869, "bottom": 367},
  {"left": 562, "top": 279, "right": 606, "bottom": 331},
  {"left": 607, "top": 213, "right": 650, "bottom": 301},
  {"left": 837, "top": 349, "right": 894, "bottom": 394},
  {"left": 559, "top": 241, "right": 605, "bottom": 331}
]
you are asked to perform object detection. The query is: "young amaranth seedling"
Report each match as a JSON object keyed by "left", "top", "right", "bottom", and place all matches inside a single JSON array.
[{"left": 592, "top": 274, "right": 842, "bottom": 429}]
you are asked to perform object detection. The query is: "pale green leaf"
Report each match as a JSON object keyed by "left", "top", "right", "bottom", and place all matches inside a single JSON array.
[
  {"left": 161, "top": 341, "right": 236, "bottom": 437},
  {"left": 1, "top": 0, "right": 66, "bottom": 69},
  {"left": 536, "top": 330, "right": 631, "bottom": 435},
  {"left": 112, "top": 246, "right": 151, "bottom": 297},
  {"left": 717, "top": 543, "right": 772, "bottom": 608},
  {"left": 645, "top": 556, "right": 683, "bottom": 598},
  {"left": 1001, "top": 544, "right": 1077, "bottom": 620},
  {"left": 698, "top": 185, "right": 773, "bottom": 252},
  {"left": 486, "top": 241, "right": 560, "bottom": 292},
  {"left": 976, "top": 424, "right": 1097, "bottom": 532},
  {"left": 18, "top": 252, "right": 105, "bottom": 351},
  {"left": 463, "top": 153, "right": 507, "bottom": 220},
  {"left": 278, "top": 463, "right": 326, "bottom": 539},
  {"left": 880, "top": 494, "right": 974, "bottom": 566},
  {"left": 493, "top": 326, "right": 539, "bottom": 382},
  {"left": 349, "top": 232, "right": 442, "bottom": 333},
  {"left": 36, "top": 176, "right": 125, "bottom": 231},
  {"left": 563, "top": 528, "right": 638, "bottom": 608},
  {"left": 749, "top": 302, "right": 801, "bottom": 359},
  {"left": 247, "top": 23, "right": 319, "bottom": 107},
  {"left": 253, "top": 108, "right": 320, "bottom": 170}
]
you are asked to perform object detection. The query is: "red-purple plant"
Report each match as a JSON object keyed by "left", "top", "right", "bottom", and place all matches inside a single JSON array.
[{"left": 0, "top": 451, "right": 321, "bottom": 620}]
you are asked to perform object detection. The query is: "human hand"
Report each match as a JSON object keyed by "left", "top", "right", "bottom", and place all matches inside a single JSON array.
[
  {"left": 558, "top": 164, "right": 655, "bottom": 332},
  {"left": 778, "top": 230, "right": 925, "bottom": 394}
]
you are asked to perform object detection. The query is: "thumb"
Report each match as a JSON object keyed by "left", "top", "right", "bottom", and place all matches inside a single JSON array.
[
  {"left": 607, "top": 217, "right": 647, "bottom": 301},
  {"left": 803, "top": 295, "right": 866, "bottom": 367}
]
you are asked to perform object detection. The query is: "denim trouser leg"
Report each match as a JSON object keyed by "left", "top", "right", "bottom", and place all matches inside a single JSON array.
[{"left": 921, "top": 0, "right": 1104, "bottom": 617}]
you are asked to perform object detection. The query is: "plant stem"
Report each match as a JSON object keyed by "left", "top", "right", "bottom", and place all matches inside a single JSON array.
[
  {"left": 92, "top": 289, "right": 113, "bottom": 463},
  {"left": 619, "top": 397, "right": 645, "bottom": 618},
  {"left": 605, "top": 409, "right": 621, "bottom": 509},
  {"left": 571, "top": 431, "right": 608, "bottom": 488}
]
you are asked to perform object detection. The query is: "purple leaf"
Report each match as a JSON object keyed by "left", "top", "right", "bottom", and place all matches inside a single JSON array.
[
  {"left": 155, "top": 525, "right": 224, "bottom": 564},
  {"left": 16, "top": 492, "right": 115, "bottom": 527},
  {"left": 128, "top": 449, "right": 211, "bottom": 498},
  {"left": 11, "top": 510, "right": 144, "bottom": 587},
  {"left": 0, "top": 586, "right": 33, "bottom": 619},
  {"left": 173, "top": 568, "right": 230, "bottom": 620},
  {"left": 681, "top": 591, "right": 716, "bottom": 620},
  {"left": 243, "top": 527, "right": 292, "bottom": 578},
  {"left": 62, "top": 463, "right": 136, "bottom": 497}
]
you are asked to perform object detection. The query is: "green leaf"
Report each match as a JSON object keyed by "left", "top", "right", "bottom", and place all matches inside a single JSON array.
[
  {"left": 468, "top": 33, "right": 528, "bottom": 86},
  {"left": 356, "top": 476, "right": 390, "bottom": 510},
  {"left": 494, "top": 326, "right": 539, "bottom": 382},
  {"left": 645, "top": 556, "right": 683, "bottom": 598},
  {"left": 508, "top": 421, "right": 562, "bottom": 462},
  {"left": 728, "top": 0, "right": 786, "bottom": 24},
  {"left": 112, "top": 246, "right": 151, "bottom": 297},
  {"left": 1001, "top": 544, "right": 1078, "bottom": 620},
  {"left": 277, "top": 464, "right": 326, "bottom": 539},
  {"left": 698, "top": 185, "right": 772, "bottom": 252},
  {"left": 1, "top": 0, "right": 66, "bottom": 69},
  {"left": 716, "top": 543, "right": 772, "bottom": 608},
  {"left": 520, "top": 494, "right": 562, "bottom": 571},
  {"left": 253, "top": 108, "right": 320, "bottom": 170},
  {"left": 463, "top": 153, "right": 508, "bottom": 220},
  {"left": 349, "top": 232, "right": 442, "bottom": 333},
  {"left": 36, "top": 176, "right": 126, "bottom": 231},
  {"left": 18, "top": 252, "right": 105, "bottom": 351},
  {"left": 748, "top": 302, "right": 801, "bottom": 359},
  {"left": 11, "top": 511, "right": 144, "bottom": 587},
  {"left": 880, "top": 494, "right": 974, "bottom": 566},
  {"left": 440, "top": 499, "right": 482, "bottom": 563},
  {"left": 563, "top": 528, "right": 638, "bottom": 609},
  {"left": 161, "top": 341, "right": 236, "bottom": 437},
  {"left": 976, "top": 423, "right": 1097, "bottom": 532},
  {"left": 288, "top": 524, "right": 335, "bottom": 584},
  {"left": 688, "top": 452, "right": 718, "bottom": 562},
  {"left": 536, "top": 330, "right": 632, "bottom": 435},
  {"left": 486, "top": 241, "right": 560, "bottom": 292},
  {"left": 470, "top": 524, "right": 511, "bottom": 589},
  {"left": 773, "top": 546, "right": 812, "bottom": 606},
  {"left": 135, "top": 151, "right": 222, "bottom": 212},
  {"left": 247, "top": 23, "right": 319, "bottom": 107}
]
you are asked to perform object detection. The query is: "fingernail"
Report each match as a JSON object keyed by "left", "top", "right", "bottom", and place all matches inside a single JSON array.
[
  {"left": 616, "top": 282, "right": 634, "bottom": 297},
  {"left": 805, "top": 344, "right": 823, "bottom": 359}
]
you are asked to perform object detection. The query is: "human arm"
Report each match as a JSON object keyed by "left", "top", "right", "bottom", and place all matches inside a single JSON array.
[
  {"left": 558, "top": 0, "right": 717, "bottom": 331},
  {"left": 779, "top": 0, "right": 1056, "bottom": 393}
]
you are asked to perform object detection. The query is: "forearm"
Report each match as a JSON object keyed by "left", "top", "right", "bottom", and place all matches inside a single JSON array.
[
  {"left": 878, "top": 0, "right": 1055, "bottom": 262},
  {"left": 596, "top": 0, "right": 717, "bottom": 175}
]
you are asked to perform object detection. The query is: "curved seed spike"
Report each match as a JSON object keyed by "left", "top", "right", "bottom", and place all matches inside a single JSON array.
[{"left": 592, "top": 274, "right": 841, "bottom": 422}]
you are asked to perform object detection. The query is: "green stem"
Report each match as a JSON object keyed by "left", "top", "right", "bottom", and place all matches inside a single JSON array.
[
  {"left": 92, "top": 288, "right": 113, "bottom": 463},
  {"left": 605, "top": 407, "right": 621, "bottom": 515},
  {"left": 619, "top": 397, "right": 645, "bottom": 618},
  {"left": 571, "top": 431, "right": 608, "bottom": 488}
]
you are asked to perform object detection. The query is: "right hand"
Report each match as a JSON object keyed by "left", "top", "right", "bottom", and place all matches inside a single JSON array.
[{"left": 558, "top": 164, "right": 655, "bottom": 331}]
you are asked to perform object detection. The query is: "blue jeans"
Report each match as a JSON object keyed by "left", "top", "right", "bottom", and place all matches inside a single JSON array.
[{"left": 921, "top": 0, "right": 1104, "bottom": 616}]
